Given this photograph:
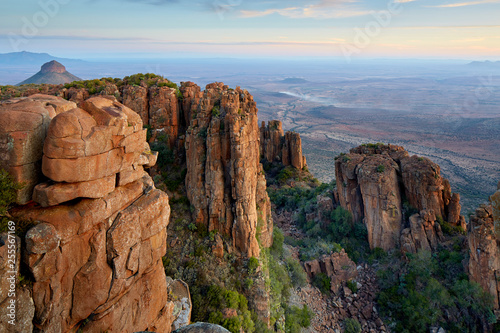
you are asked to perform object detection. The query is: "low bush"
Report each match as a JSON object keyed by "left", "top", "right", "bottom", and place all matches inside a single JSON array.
[{"left": 344, "top": 318, "right": 361, "bottom": 333}]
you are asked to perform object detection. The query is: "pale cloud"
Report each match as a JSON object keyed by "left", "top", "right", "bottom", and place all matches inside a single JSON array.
[
  {"left": 240, "top": 0, "right": 370, "bottom": 19},
  {"left": 427, "top": 0, "right": 500, "bottom": 8}
]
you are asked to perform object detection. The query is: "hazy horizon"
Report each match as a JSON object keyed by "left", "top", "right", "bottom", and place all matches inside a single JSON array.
[{"left": 1, "top": 0, "right": 500, "bottom": 60}]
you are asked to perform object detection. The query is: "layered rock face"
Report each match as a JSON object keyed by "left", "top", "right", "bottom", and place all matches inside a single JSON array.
[
  {"left": 185, "top": 83, "right": 272, "bottom": 258},
  {"left": 259, "top": 120, "right": 306, "bottom": 169},
  {"left": 303, "top": 249, "right": 358, "bottom": 293},
  {"left": 335, "top": 144, "right": 463, "bottom": 251},
  {"left": 468, "top": 184, "right": 500, "bottom": 308},
  {"left": 121, "top": 80, "right": 200, "bottom": 149},
  {"left": 400, "top": 210, "right": 444, "bottom": 254},
  {"left": 34, "top": 96, "right": 157, "bottom": 206},
  {"left": 0, "top": 95, "right": 187, "bottom": 332},
  {"left": 0, "top": 95, "right": 76, "bottom": 204},
  {"left": 0, "top": 233, "right": 35, "bottom": 333}
]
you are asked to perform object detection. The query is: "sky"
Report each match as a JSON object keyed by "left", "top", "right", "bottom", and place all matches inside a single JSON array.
[{"left": 1, "top": 0, "right": 500, "bottom": 60}]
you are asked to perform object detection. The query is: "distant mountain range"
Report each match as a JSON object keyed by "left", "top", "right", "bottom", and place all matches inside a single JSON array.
[
  {"left": 277, "top": 77, "right": 309, "bottom": 84},
  {"left": 17, "top": 60, "right": 81, "bottom": 85},
  {"left": 0, "top": 51, "right": 85, "bottom": 67},
  {"left": 467, "top": 60, "right": 500, "bottom": 67}
]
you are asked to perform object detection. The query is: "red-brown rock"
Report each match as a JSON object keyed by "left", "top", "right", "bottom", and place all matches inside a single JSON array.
[
  {"left": 304, "top": 249, "right": 358, "bottom": 293},
  {"left": 260, "top": 120, "right": 306, "bottom": 169},
  {"left": 185, "top": 83, "right": 272, "bottom": 258}
]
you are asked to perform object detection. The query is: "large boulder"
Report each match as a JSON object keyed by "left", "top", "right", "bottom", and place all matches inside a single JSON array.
[
  {"left": 36, "top": 97, "right": 156, "bottom": 206},
  {"left": 0, "top": 95, "right": 76, "bottom": 204}
]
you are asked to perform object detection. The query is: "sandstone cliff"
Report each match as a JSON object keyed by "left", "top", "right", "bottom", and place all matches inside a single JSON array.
[
  {"left": 185, "top": 83, "right": 272, "bottom": 258},
  {"left": 468, "top": 183, "right": 500, "bottom": 308},
  {"left": 335, "top": 144, "right": 464, "bottom": 251},
  {"left": 0, "top": 95, "right": 189, "bottom": 332},
  {"left": 260, "top": 120, "right": 306, "bottom": 170}
]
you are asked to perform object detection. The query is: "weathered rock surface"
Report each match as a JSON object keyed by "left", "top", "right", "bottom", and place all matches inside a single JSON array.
[
  {"left": 0, "top": 233, "right": 36, "bottom": 333},
  {"left": 335, "top": 144, "right": 464, "bottom": 252},
  {"left": 172, "top": 322, "right": 231, "bottom": 333},
  {"left": 185, "top": 83, "right": 272, "bottom": 258},
  {"left": 260, "top": 120, "right": 306, "bottom": 169},
  {"left": 122, "top": 85, "right": 149, "bottom": 125},
  {"left": 468, "top": 183, "right": 500, "bottom": 309},
  {"left": 168, "top": 278, "right": 192, "bottom": 331},
  {"left": 304, "top": 249, "right": 358, "bottom": 293},
  {"left": 0, "top": 95, "right": 76, "bottom": 204},
  {"left": 148, "top": 86, "right": 180, "bottom": 148},
  {"left": 400, "top": 210, "right": 444, "bottom": 254},
  {"left": 10, "top": 174, "right": 177, "bottom": 332},
  {"left": 357, "top": 155, "right": 402, "bottom": 250},
  {"left": 36, "top": 97, "right": 156, "bottom": 206},
  {"left": 0, "top": 93, "right": 191, "bottom": 332}
]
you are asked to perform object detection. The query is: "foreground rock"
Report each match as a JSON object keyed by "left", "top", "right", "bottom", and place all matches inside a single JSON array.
[
  {"left": 1, "top": 96, "right": 188, "bottom": 332},
  {"left": 335, "top": 144, "right": 464, "bottom": 252},
  {"left": 0, "top": 95, "right": 76, "bottom": 204}
]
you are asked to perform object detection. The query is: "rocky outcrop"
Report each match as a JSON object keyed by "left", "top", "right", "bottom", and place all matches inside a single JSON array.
[
  {"left": 400, "top": 210, "right": 445, "bottom": 254},
  {"left": 260, "top": 120, "right": 306, "bottom": 169},
  {"left": 185, "top": 83, "right": 272, "bottom": 258},
  {"left": 304, "top": 249, "right": 358, "bottom": 293},
  {"left": 357, "top": 155, "right": 402, "bottom": 250},
  {"left": 0, "top": 95, "right": 76, "bottom": 204},
  {"left": 148, "top": 86, "right": 180, "bottom": 148},
  {"left": 468, "top": 184, "right": 500, "bottom": 308},
  {"left": 1, "top": 96, "right": 188, "bottom": 332},
  {"left": 335, "top": 144, "right": 464, "bottom": 251},
  {"left": 33, "top": 97, "right": 156, "bottom": 207},
  {"left": 122, "top": 85, "right": 149, "bottom": 125}
]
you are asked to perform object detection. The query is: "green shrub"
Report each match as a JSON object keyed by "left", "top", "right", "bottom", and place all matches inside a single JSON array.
[
  {"left": 285, "top": 305, "right": 313, "bottom": 333},
  {"left": 285, "top": 257, "right": 307, "bottom": 288},
  {"left": 376, "top": 164, "right": 385, "bottom": 173},
  {"left": 212, "top": 105, "right": 221, "bottom": 117},
  {"left": 270, "top": 227, "right": 285, "bottom": 258},
  {"left": 313, "top": 273, "right": 331, "bottom": 294},
  {"left": 0, "top": 168, "right": 22, "bottom": 216},
  {"left": 344, "top": 318, "right": 361, "bottom": 333},
  {"left": 248, "top": 257, "right": 259, "bottom": 274},
  {"left": 346, "top": 280, "right": 358, "bottom": 293},
  {"left": 377, "top": 250, "right": 495, "bottom": 332}
]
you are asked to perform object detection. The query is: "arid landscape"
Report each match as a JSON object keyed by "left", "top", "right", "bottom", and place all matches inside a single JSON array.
[
  {"left": 1, "top": 56, "right": 499, "bottom": 212},
  {"left": 242, "top": 63, "right": 500, "bottom": 213}
]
